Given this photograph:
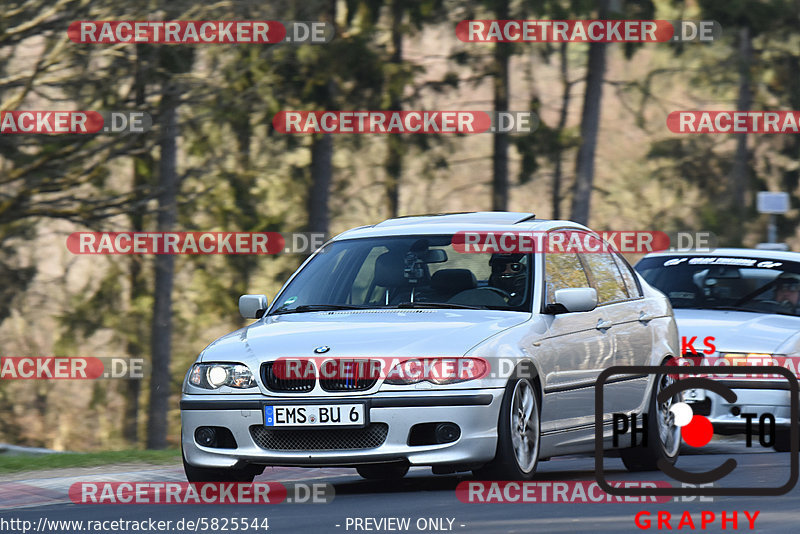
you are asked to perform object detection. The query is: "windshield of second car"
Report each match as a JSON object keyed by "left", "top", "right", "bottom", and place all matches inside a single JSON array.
[
  {"left": 636, "top": 256, "right": 800, "bottom": 316},
  {"left": 270, "top": 235, "right": 533, "bottom": 314}
]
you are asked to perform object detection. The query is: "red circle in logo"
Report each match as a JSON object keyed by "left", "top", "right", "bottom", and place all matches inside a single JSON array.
[{"left": 681, "top": 415, "right": 713, "bottom": 447}]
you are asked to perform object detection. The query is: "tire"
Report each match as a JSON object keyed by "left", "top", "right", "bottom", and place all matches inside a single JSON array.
[
  {"left": 774, "top": 428, "right": 791, "bottom": 452},
  {"left": 473, "top": 377, "right": 541, "bottom": 480},
  {"left": 356, "top": 463, "right": 409, "bottom": 480},
  {"left": 621, "top": 371, "right": 681, "bottom": 471},
  {"left": 182, "top": 451, "right": 264, "bottom": 483}
]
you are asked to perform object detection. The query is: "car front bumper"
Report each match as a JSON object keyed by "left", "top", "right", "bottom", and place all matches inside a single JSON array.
[
  {"left": 180, "top": 389, "right": 505, "bottom": 469},
  {"left": 691, "top": 385, "right": 796, "bottom": 432}
]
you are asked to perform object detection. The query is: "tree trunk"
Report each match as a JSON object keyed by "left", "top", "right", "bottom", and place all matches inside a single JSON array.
[
  {"left": 492, "top": 0, "right": 511, "bottom": 211},
  {"left": 570, "top": 0, "right": 609, "bottom": 225},
  {"left": 122, "top": 44, "right": 151, "bottom": 445},
  {"left": 780, "top": 56, "right": 800, "bottom": 223},
  {"left": 146, "top": 82, "right": 179, "bottom": 450},
  {"left": 123, "top": 289, "right": 143, "bottom": 443},
  {"left": 552, "top": 41, "right": 571, "bottom": 220},
  {"left": 730, "top": 25, "right": 752, "bottom": 219},
  {"left": 307, "top": 0, "right": 337, "bottom": 235},
  {"left": 307, "top": 133, "right": 333, "bottom": 234},
  {"left": 230, "top": 80, "right": 256, "bottom": 329},
  {"left": 384, "top": 0, "right": 404, "bottom": 218}
]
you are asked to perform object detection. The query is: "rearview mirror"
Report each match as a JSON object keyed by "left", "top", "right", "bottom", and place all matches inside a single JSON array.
[
  {"left": 424, "top": 249, "right": 448, "bottom": 263},
  {"left": 547, "top": 287, "right": 598, "bottom": 314},
  {"left": 239, "top": 294, "right": 269, "bottom": 319}
]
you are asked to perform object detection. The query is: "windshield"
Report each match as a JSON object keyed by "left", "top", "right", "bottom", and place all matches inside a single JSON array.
[
  {"left": 636, "top": 255, "right": 800, "bottom": 316},
  {"left": 270, "top": 235, "right": 533, "bottom": 314}
]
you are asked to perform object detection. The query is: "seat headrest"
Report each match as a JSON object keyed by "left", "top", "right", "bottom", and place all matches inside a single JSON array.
[
  {"left": 373, "top": 251, "right": 409, "bottom": 287},
  {"left": 431, "top": 269, "right": 477, "bottom": 296}
]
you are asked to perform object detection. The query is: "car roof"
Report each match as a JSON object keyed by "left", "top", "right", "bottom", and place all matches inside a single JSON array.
[
  {"left": 642, "top": 247, "right": 800, "bottom": 262},
  {"left": 330, "top": 212, "right": 589, "bottom": 240}
]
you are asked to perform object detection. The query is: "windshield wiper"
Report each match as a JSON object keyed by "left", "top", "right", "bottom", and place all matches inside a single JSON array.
[
  {"left": 706, "top": 304, "right": 799, "bottom": 317},
  {"left": 271, "top": 304, "right": 370, "bottom": 315},
  {"left": 703, "top": 305, "right": 761, "bottom": 313},
  {"left": 392, "top": 301, "right": 487, "bottom": 310},
  {"left": 272, "top": 301, "right": 489, "bottom": 314}
]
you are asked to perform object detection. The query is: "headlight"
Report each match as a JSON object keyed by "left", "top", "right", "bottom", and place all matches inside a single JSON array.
[
  {"left": 188, "top": 363, "right": 256, "bottom": 389},
  {"left": 384, "top": 358, "right": 488, "bottom": 385}
]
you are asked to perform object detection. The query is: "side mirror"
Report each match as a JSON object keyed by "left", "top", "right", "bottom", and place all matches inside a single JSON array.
[
  {"left": 239, "top": 294, "right": 269, "bottom": 319},
  {"left": 546, "top": 287, "right": 598, "bottom": 314}
]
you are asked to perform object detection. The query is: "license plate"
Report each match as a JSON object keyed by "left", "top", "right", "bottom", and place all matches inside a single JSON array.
[{"left": 264, "top": 404, "right": 365, "bottom": 427}]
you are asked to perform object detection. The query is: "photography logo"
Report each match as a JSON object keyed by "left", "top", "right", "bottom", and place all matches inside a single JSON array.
[{"left": 594, "top": 366, "right": 798, "bottom": 497}]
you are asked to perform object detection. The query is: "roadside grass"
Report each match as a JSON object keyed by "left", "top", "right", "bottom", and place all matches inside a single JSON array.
[{"left": 0, "top": 449, "right": 181, "bottom": 474}]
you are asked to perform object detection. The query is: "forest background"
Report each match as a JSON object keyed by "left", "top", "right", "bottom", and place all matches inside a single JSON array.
[{"left": 1, "top": 0, "right": 798, "bottom": 451}]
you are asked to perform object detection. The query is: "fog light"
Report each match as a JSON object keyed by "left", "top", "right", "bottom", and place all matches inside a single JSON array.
[
  {"left": 434, "top": 423, "right": 460, "bottom": 444},
  {"left": 195, "top": 426, "right": 217, "bottom": 447}
]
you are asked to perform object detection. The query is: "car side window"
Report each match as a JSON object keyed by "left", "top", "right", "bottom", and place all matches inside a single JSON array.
[
  {"left": 579, "top": 252, "right": 628, "bottom": 304},
  {"left": 545, "top": 252, "right": 590, "bottom": 304},
  {"left": 613, "top": 252, "right": 642, "bottom": 298}
]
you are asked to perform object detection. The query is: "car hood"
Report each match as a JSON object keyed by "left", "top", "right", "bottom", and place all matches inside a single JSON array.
[
  {"left": 674, "top": 308, "right": 800, "bottom": 354},
  {"left": 200, "top": 309, "right": 529, "bottom": 364}
]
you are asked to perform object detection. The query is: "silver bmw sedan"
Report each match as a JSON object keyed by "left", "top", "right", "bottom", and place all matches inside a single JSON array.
[
  {"left": 637, "top": 248, "right": 800, "bottom": 452},
  {"left": 181, "top": 212, "right": 679, "bottom": 481}
]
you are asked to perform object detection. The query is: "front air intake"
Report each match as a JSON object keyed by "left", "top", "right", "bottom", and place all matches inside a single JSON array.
[{"left": 262, "top": 361, "right": 315, "bottom": 392}]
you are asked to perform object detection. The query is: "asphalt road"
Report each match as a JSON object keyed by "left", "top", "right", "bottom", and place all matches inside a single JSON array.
[{"left": 1, "top": 438, "right": 796, "bottom": 534}]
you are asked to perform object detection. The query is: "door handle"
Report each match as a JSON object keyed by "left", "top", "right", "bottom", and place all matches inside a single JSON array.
[
  {"left": 596, "top": 318, "right": 613, "bottom": 331},
  {"left": 638, "top": 311, "right": 656, "bottom": 324}
]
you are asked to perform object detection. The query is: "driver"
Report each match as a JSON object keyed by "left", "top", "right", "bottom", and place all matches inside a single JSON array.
[
  {"left": 774, "top": 274, "right": 800, "bottom": 313},
  {"left": 489, "top": 253, "right": 528, "bottom": 305}
]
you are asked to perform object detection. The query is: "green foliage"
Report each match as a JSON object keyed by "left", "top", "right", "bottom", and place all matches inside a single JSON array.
[
  {"left": 0, "top": 449, "right": 181, "bottom": 474},
  {"left": 3, "top": 0, "right": 800, "bottom": 452}
]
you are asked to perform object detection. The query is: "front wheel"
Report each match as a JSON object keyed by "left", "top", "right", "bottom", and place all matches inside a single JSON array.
[
  {"left": 474, "top": 378, "right": 540, "bottom": 480},
  {"left": 621, "top": 371, "right": 681, "bottom": 471}
]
